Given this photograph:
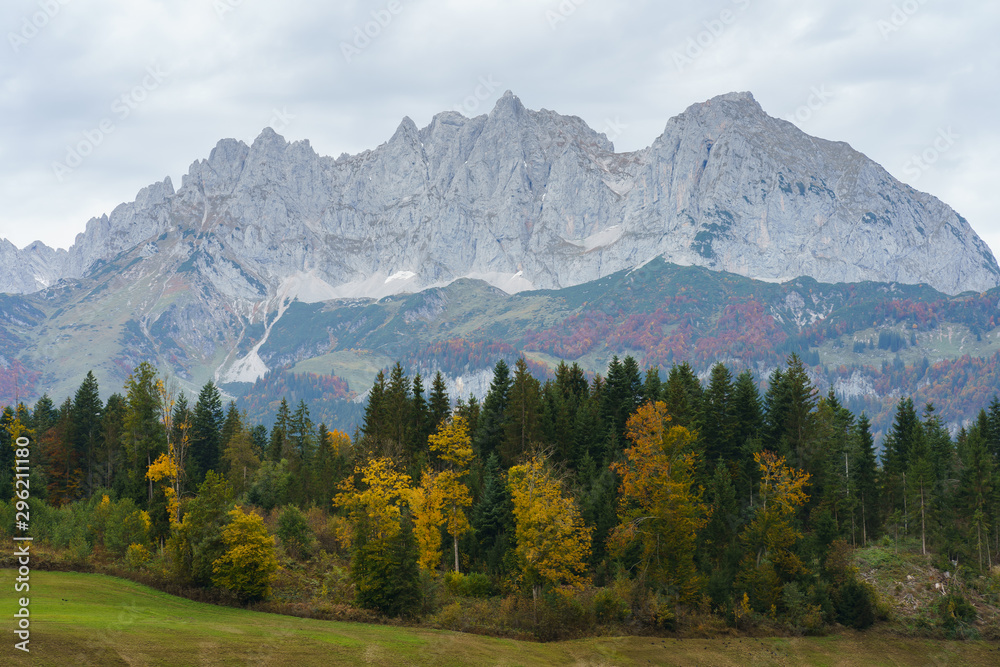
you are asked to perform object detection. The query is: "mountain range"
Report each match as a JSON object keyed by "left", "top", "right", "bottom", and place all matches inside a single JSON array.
[{"left": 2, "top": 91, "right": 999, "bottom": 436}]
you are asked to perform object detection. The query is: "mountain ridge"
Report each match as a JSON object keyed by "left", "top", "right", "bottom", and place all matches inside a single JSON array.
[{"left": 4, "top": 90, "right": 998, "bottom": 299}]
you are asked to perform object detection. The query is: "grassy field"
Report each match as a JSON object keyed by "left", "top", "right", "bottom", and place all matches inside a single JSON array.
[{"left": 3, "top": 570, "right": 999, "bottom": 666}]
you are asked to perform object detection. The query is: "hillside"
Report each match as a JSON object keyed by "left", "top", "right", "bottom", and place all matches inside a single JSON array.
[{"left": 3, "top": 257, "right": 1000, "bottom": 438}]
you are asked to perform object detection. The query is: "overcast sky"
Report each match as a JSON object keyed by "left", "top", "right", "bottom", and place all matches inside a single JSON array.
[{"left": 2, "top": 0, "right": 998, "bottom": 257}]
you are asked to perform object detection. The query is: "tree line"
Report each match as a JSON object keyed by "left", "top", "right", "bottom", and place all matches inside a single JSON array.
[{"left": 2, "top": 354, "right": 998, "bottom": 629}]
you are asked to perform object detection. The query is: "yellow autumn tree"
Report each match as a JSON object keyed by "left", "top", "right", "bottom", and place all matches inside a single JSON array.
[
  {"left": 508, "top": 454, "right": 591, "bottom": 600},
  {"left": 610, "top": 401, "right": 708, "bottom": 603},
  {"left": 146, "top": 378, "right": 190, "bottom": 525},
  {"left": 736, "top": 450, "right": 811, "bottom": 612},
  {"left": 146, "top": 452, "right": 180, "bottom": 525},
  {"left": 211, "top": 507, "right": 279, "bottom": 602},
  {"left": 410, "top": 471, "right": 445, "bottom": 571},
  {"left": 425, "top": 415, "right": 474, "bottom": 572},
  {"left": 334, "top": 457, "right": 412, "bottom": 543}
]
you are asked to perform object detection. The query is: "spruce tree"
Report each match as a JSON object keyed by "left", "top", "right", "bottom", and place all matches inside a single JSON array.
[
  {"left": 664, "top": 362, "right": 703, "bottom": 432},
  {"left": 191, "top": 381, "right": 224, "bottom": 482},
  {"left": 702, "top": 363, "right": 736, "bottom": 464},
  {"left": 475, "top": 360, "right": 511, "bottom": 461},
  {"left": 32, "top": 394, "right": 59, "bottom": 435},
  {"left": 71, "top": 370, "right": 103, "bottom": 496},
  {"left": 360, "top": 371, "right": 387, "bottom": 458},
  {"left": 428, "top": 371, "right": 450, "bottom": 432},
  {"left": 502, "top": 358, "right": 541, "bottom": 465},
  {"left": 268, "top": 398, "right": 292, "bottom": 463},
  {"left": 853, "top": 415, "right": 880, "bottom": 546}
]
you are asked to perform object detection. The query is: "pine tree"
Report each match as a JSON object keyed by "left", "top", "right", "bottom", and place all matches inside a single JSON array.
[
  {"left": 643, "top": 366, "right": 663, "bottom": 404},
  {"left": 100, "top": 393, "right": 126, "bottom": 492},
  {"left": 71, "top": 370, "right": 103, "bottom": 497},
  {"left": 475, "top": 360, "right": 511, "bottom": 461},
  {"left": 268, "top": 398, "right": 292, "bottom": 463},
  {"left": 32, "top": 394, "right": 59, "bottom": 436},
  {"left": 359, "top": 370, "right": 387, "bottom": 460},
  {"left": 428, "top": 371, "right": 450, "bottom": 433},
  {"left": 410, "top": 373, "right": 429, "bottom": 462},
  {"left": 220, "top": 401, "right": 242, "bottom": 454},
  {"left": 702, "top": 363, "right": 736, "bottom": 464},
  {"left": 664, "top": 362, "right": 703, "bottom": 432},
  {"left": 502, "top": 358, "right": 541, "bottom": 465},
  {"left": 191, "top": 381, "right": 224, "bottom": 482},
  {"left": 384, "top": 362, "right": 411, "bottom": 458},
  {"left": 471, "top": 453, "right": 515, "bottom": 576},
  {"left": 853, "top": 415, "right": 880, "bottom": 546}
]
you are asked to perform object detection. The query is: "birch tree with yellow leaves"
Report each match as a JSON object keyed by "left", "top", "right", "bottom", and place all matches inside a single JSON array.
[
  {"left": 609, "top": 401, "right": 708, "bottom": 603},
  {"left": 508, "top": 454, "right": 591, "bottom": 601}
]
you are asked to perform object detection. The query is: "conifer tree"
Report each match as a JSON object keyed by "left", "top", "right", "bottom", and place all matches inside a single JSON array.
[
  {"left": 71, "top": 370, "right": 103, "bottom": 496},
  {"left": 702, "top": 363, "right": 736, "bottom": 464},
  {"left": 853, "top": 415, "right": 880, "bottom": 545},
  {"left": 428, "top": 371, "right": 450, "bottom": 432},
  {"left": 475, "top": 360, "right": 511, "bottom": 461},
  {"left": 268, "top": 398, "right": 292, "bottom": 463},
  {"left": 360, "top": 371, "right": 387, "bottom": 458},
  {"left": 502, "top": 358, "right": 542, "bottom": 465},
  {"left": 31, "top": 393, "right": 59, "bottom": 435},
  {"left": 122, "top": 362, "right": 166, "bottom": 505},
  {"left": 664, "top": 362, "right": 703, "bottom": 432},
  {"left": 220, "top": 401, "right": 242, "bottom": 454},
  {"left": 191, "top": 381, "right": 224, "bottom": 482}
]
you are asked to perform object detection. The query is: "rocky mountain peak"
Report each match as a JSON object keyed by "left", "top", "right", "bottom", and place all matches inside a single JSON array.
[{"left": 1, "top": 91, "right": 997, "bottom": 302}]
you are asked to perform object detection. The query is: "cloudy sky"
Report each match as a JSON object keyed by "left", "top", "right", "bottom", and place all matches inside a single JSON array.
[{"left": 2, "top": 0, "right": 998, "bottom": 255}]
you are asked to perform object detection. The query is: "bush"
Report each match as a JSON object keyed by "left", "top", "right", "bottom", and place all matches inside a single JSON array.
[
  {"left": 276, "top": 505, "right": 313, "bottom": 559},
  {"left": 125, "top": 543, "right": 151, "bottom": 570},
  {"left": 444, "top": 571, "right": 494, "bottom": 598},
  {"left": 834, "top": 578, "right": 879, "bottom": 629},
  {"left": 935, "top": 594, "right": 978, "bottom": 638},
  {"left": 593, "top": 587, "right": 629, "bottom": 623},
  {"left": 536, "top": 588, "right": 590, "bottom": 640},
  {"left": 211, "top": 508, "right": 279, "bottom": 602}
]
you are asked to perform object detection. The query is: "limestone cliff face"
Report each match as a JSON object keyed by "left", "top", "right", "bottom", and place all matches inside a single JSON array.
[{"left": 5, "top": 91, "right": 998, "bottom": 301}]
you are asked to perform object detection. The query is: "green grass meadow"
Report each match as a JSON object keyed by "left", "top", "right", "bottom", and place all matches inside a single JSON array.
[{"left": 3, "top": 570, "right": 998, "bottom": 666}]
